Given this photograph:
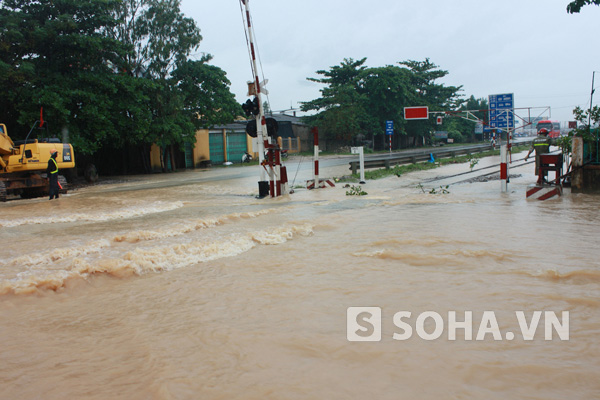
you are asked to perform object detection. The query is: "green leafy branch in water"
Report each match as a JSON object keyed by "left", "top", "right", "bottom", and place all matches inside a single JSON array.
[
  {"left": 346, "top": 185, "right": 368, "bottom": 196},
  {"left": 468, "top": 155, "right": 480, "bottom": 171},
  {"left": 417, "top": 183, "right": 450, "bottom": 194},
  {"left": 430, "top": 185, "right": 450, "bottom": 194}
]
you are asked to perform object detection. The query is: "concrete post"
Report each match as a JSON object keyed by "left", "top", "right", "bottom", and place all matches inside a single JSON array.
[
  {"left": 500, "top": 144, "right": 508, "bottom": 192},
  {"left": 571, "top": 136, "right": 584, "bottom": 191}
]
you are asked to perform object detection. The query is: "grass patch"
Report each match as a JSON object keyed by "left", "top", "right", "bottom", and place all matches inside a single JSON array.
[{"left": 353, "top": 161, "right": 439, "bottom": 180}]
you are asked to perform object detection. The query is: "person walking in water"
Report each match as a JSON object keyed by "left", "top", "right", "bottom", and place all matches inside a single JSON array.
[
  {"left": 47, "top": 148, "right": 60, "bottom": 200},
  {"left": 524, "top": 128, "right": 553, "bottom": 184}
]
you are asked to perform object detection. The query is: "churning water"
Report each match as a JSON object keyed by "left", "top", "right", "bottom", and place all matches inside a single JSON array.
[{"left": 0, "top": 152, "right": 598, "bottom": 399}]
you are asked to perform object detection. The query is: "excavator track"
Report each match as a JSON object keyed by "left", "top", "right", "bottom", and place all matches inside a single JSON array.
[
  {"left": 18, "top": 175, "right": 68, "bottom": 199},
  {"left": 0, "top": 181, "right": 6, "bottom": 202}
]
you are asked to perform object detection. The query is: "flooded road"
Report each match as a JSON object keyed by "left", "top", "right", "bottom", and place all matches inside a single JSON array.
[{"left": 1, "top": 152, "right": 599, "bottom": 399}]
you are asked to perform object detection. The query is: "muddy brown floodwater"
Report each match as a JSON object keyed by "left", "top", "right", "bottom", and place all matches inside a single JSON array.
[{"left": 0, "top": 152, "right": 599, "bottom": 400}]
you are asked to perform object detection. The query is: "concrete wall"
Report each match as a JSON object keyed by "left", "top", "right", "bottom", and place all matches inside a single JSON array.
[
  {"left": 584, "top": 165, "right": 600, "bottom": 190},
  {"left": 573, "top": 165, "right": 600, "bottom": 193},
  {"left": 569, "top": 137, "right": 600, "bottom": 193},
  {"left": 293, "top": 124, "right": 313, "bottom": 152}
]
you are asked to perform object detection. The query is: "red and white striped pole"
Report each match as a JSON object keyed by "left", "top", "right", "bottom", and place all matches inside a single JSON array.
[
  {"left": 267, "top": 147, "right": 275, "bottom": 197},
  {"left": 313, "top": 127, "right": 320, "bottom": 189},
  {"left": 240, "top": 0, "right": 269, "bottom": 190},
  {"left": 275, "top": 148, "right": 281, "bottom": 196},
  {"left": 280, "top": 164, "right": 288, "bottom": 194},
  {"left": 500, "top": 144, "right": 508, "bottom": 192}
]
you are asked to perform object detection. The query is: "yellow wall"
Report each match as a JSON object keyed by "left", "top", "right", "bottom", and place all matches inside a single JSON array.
[
  {"left": 247, "top": 135, "right": 257, "bottom": 157},
  {"left": 149, "top": 129, "right": 211, "bottom": 171},
  {"left": 246, "top": 136, "right": 300, "bottom": 156},
  {"left": 150, "top": 144, "right": 161, "bottom": 172},
  {"left": 193, "top": 129, "right": 210, "bottom": 166},
  {"left": 148, "top": 129, "right": 299, "bottom": 171}
]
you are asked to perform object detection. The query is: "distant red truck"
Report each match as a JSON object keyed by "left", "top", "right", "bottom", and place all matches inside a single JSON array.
[{"left": 536, "top": 120, "right": 561, "bottom": 138}]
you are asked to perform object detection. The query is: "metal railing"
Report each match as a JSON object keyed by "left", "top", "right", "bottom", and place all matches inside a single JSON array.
[{"left": 348, "top": 142, "right": 531, "bottom": 174}]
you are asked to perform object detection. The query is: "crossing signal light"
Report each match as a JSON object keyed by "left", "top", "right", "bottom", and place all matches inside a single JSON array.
[
  {"left": 242, "top": 97, "right": 260, "bottom": 117},
  {"left": 245, "top": 117, "right": 279, "bottom": 138}
]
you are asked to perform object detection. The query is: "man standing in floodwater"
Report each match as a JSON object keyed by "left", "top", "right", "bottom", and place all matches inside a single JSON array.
[
  {"left": 47, "top": 148, "right": 60, "bottom": 200},
  {"left": 524, "top": 128, "right": 553, "bottom": 184}
]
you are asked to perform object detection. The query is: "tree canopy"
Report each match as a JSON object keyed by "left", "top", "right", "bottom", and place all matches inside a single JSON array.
[
  {"left": 301, "top": 57, "right": 462, "bottom": 147},
  {"left": 567, "top": 0, "right": 600, "bottom": 13},
  {"left": 0, "top": 0, "right": 240, "bottom": 171}
]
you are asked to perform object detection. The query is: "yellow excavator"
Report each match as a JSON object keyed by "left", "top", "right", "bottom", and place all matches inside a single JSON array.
[{"left": 0, "top": 122, "right": 75, "bottom": 201}]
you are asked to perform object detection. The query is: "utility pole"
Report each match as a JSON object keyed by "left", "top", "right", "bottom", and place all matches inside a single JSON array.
[
  {"left": 590, "top": 71, "right": 597, "bottom": 163},
  {"left": 589, "top": 71, "right": 596, "bottom": 132}
]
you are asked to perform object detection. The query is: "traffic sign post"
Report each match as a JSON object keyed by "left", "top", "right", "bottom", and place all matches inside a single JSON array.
[
  {"left": 489, "top": 93, "right": 514, "bottom": 193},
  {"left": 386, "top": 120, "right": 394, "bottom": 153},
  {"left": 488, "top": 93, "right": 514, "bottom": 131}
]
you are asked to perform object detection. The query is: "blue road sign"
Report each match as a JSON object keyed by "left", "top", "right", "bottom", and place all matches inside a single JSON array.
[
  {"left": 385, "top": 120, "right": 394, "bottom": 135},
  {"left": 488, "top": 93, "right": 514, "bottom": 130}
]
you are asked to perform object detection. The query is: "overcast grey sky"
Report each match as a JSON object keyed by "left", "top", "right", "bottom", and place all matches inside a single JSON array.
[{"left": 180, "top": 0, "right": 600, "bottom": 123}]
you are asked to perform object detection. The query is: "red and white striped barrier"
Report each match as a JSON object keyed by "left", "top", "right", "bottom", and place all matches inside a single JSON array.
[
  {"left": 308, "top": 127, "right": 335, "bottom": 189},
  {"left": 307, "top": 179, "right": 335, "bottom": 189},
  {"left": 263, "top": 145, "right": 288, "bottom": 197},
  {"left": 526, "top": 185, "right": 562, "bottom": 200}
]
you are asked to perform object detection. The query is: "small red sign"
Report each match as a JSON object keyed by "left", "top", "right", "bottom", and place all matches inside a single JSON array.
[{"left": 404, "top": 106, "right": 429, "bottom": 120}]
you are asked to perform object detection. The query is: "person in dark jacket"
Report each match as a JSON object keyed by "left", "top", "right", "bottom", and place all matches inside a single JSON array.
[
  {"left": 525, "top": 128, "right": 554, "bottom": 184},
  {"left": 47, "top": 149, "right": 60, "bottom": 200}
]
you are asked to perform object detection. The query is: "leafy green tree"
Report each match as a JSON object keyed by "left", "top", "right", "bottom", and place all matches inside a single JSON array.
[
  {"left": 0, "top": 0, "right": 125, "bottom": 153},
  {"left": 262, "top": 101, "right": 272, "bottom": 115},
  {"left": 301, "top": 58, "right": 369, "bottom": 142},
  {"left": 555, "top": 105, "right": 600, "bottom": 158},
  {"left": 443, "top": 96, "right": 489, "bottom": 143},
  {"left": 302, "top": 58, "right": 413, "bottom": 146},
  {"left": 359, "top": 65, "right": 412, "bottom": 147},
  {"left": 108, "top": 0, "right": 241, "bottom": 171},
  {"left": 1, "top": 0, "right": 241, "bottom": 173},
  {"left": 399, "top": 58, "right": 462, "bottom": 142},
  {"left": 172, "top": 57, "right": 243, "bottom": 129},
  {"left": 107, "top": 0, "right": 202, "bottom": 171},
  {"left": 571, "top": 105, "right": 600, "bottom": 138},
  {"left": 567, "top": 0, "right": 600, "bottom": 13},
  {"left": 302, "top": 57, "right": 463, "bottom": 148}
]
